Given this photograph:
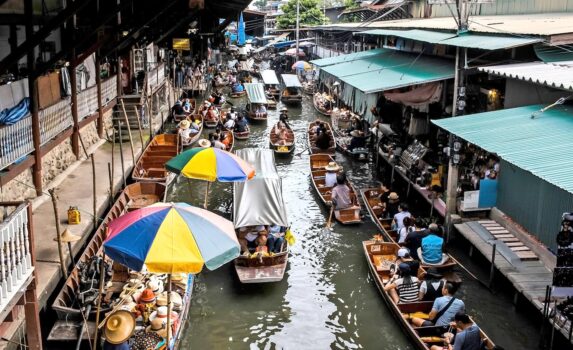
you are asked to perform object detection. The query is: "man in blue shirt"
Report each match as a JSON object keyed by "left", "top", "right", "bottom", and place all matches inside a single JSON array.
[
  {"left": 411, "top": 282, "right": 465, "bottom": 329},
  {"left": 419, "top": 225, "right": 445, "bottom": 265}
]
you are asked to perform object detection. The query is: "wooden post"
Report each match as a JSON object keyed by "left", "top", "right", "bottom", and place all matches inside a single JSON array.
[
  {"left": 111, "top": 128, "right": 115, "bottom": 190},
  {"left": 91, "top": 154, "right": 97, "bottom": 226},
  {"left": 118, "top": 123, "right": 126, "bottom": 188},
  {"left": 166, "top": 274, "right": 172, "bottom": 348},
  {"left": 49, "top": 188, "right": 67, "bottom": 276},
  {"left": 95, "top": 53, "right": 104, "bottom": 138},
  {"left": 117, "top": 55, "right": 122, "bottom": 96},
  {"left": 108, "top": 162, "right": 113, "bottom": 205},
  {"left": 133, "top": 106, "right": 145, "bottom": 147},
  {"left": 92, "top": 255, "right": 106, "bottom": 350},
  {"left": 24, "top": 201, "right": 43, "bottom": 350},
  {"left": 148, "top": 96, "right": 153, "bottom": 140},
  {"left": 70, "top": 52, "right": 80, "bottom": 158},
  {"left": 120, "top": 99, "right": 136, "bottom": 164},
  {"left": 488, "top": 243, "right": 496, "bottom": 289},
  {"left": 204, "top": 181, "right": 210, "bottom": 209}
]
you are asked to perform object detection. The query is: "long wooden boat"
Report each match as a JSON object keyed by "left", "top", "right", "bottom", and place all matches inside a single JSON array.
[
  {"left": 230, "top": 89, "right": 247, "bottom": 98},
  {"left": 173, "top": 98, "right": 196, "bottom": 122},
  {"left": 246, "top": 104, "right": 268, "bottom": 122},
  {"left": 309, "top": 154, "right": 362, "bottom": 225},
  {"left": 233, "top": 124, "right": 250, "bottom": 140},
  {"left": 235, "top": 242, "right": 289, "bottom": 283},
  {"left": 132, "top": 134, "right": 179, "bottom": 182},
  {"left": 204, "top": 114, "right": 219, "bottom": 128},
  {"left": 181, "top": 115, "right": 204, "bottom": 148},
  {"left": 313, "top": 93, "right": 333, "bottom": 116},
  {"left": 269, "top": 122, "right": 295, "bottom": 156},
  {"left": 360, "top": 188, "right": 457, "bottom": 270},
  {"left": 331, "top": 110, "right": 370, "bottom": 161},
  {"left": 52, "top": 182, "right": 166, "bottom": 320},
  {"left": 307, "top": 120, "right": 336, "bottom": 156},
  {"left": 281, "top": 88, "right": 302, "bottom": 105},
  {"left": 363, "top": 240, "right": 495, "bottom": 350}
]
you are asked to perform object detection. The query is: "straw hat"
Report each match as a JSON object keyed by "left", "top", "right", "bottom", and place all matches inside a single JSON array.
[
  {"left": 146, "top": 279, "right": 164, "bottom": 294},
  {"left": 324, "top": 162, "right": 340, "bottom": 172},
  {"left": 198, "top": 139, "right": 211, "bottom": 148},
  {"left": 54, "top": 228, "right": 81, "bottom": 243},
  {"left": 157, "top": 291, "right": 183, "bottom": 311},
  {"left": 149, "top": 306, "right": 179, "bottom": 322},
  {"left": 104, "top": 310, "right": 135, "bottom": 344},
  {"left": 388, "top": 192, "right": 399, "bottom": 201},
  {"left": 138, "top": 288, "right": 156, "bottom": 304},
  {"left": 180, "top": 120, "right": 190, "bottom": 130},
  {"left": 119, "top": 301, "right": 137, "bottom": 312},
  {"left": 146, "top": 318, "right": 169, "bottom": 338},
  {"left": 280, "top": 107, "right": 288, "bottom": 112}
]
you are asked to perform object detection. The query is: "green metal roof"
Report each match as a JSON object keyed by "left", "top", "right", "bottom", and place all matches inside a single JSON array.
[
  {"left": 309, "top": 48, "right": 389, "bottom": 67},
  {"left": 321, "top": 49, "right": 454, "bottom": 93},
  {"left": 432, "top": 104, "right": 573, "bottom": 194},
  {"left": 357, "top": 29, "right": 542, "bottom": 50},
  {"left": 244, "top": 83, "right": 268, "bottom": 104}
]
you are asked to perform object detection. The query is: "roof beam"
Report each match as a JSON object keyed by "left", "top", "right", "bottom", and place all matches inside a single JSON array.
[
  {"left": 0, "top": 0, "right": 94, "bottom": 73},
  {"left": 154, "top": 11, "right": 198, "bottom": 44}
]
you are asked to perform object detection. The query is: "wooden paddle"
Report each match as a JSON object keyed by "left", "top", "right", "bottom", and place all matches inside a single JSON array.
[{"left": 322, "top": 205, "right": 335, "bottom": 234}]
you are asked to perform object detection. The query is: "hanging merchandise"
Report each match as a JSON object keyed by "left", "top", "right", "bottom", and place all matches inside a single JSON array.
[{"left": 60, "top": 66, "right": 71, "bottom": 96}]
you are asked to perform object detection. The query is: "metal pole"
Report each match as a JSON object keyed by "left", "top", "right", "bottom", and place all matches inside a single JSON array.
[
  {"left": 91, "top": 154, "right": 97, "bottom": 226},
  {"left": 295, "top": 0, "right": 300, "bottom": 58},
  {"left": 92, "top": 255, "right": 106, "bottom": 350},
  {"left": 488, "top": 243, "right": 496, "bottom": 289},
  {"left": 108, "top": 162, "right": 113, "bottom": 204},
  {"left": 118, "top": 123, "right": 126, "bottom": 188}
]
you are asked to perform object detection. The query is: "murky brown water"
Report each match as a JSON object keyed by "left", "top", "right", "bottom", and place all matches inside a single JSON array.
[{"left": 168, "top": 93, "right": 540, "bottom": 349}]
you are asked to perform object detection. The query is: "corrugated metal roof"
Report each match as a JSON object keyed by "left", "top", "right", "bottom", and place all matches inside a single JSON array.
[
  {"left": 321, "top": 49, "right": 454, "bottom": 93},
  {"left": 358, "top": 29, "right": 543, "bottom": 50},
  {"left": 432, "top": 104, "right": 573, "bottom": 194},
  {"left": 281, "top": 74, "right": 302, "bottom": 88},
  {"left": 478, "top": 61, "right": 573, "bottom": 91},
  {"left": 244, "top": 83, "right": 268, "bottom": 104},
  {"left": 314, "top": 13, "right": 573, "bottom": 37},
  {"left": 261, "top": 70, "right": 280, "bottom": 85},
  {"left": 310, "top": 48, "right": 388, "bottom": 67}
]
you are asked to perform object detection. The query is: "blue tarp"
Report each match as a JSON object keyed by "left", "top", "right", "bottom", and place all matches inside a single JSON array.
[{"left": 0, "top": 98, "right": 30, "bottom": 125}]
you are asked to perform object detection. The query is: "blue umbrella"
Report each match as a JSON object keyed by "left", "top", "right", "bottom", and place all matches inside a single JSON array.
[{"left": 238, "top": 12, "right": 246, "bottom": 46}]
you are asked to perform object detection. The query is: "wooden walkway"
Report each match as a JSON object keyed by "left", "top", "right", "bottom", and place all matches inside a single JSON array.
[{"left": 455, "top": 220, "right": 571, "bottom": 343}]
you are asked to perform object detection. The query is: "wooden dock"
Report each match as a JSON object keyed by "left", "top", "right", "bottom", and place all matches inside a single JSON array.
[{"left": 455, "top": 220, "right": 571, "bottom": 343}]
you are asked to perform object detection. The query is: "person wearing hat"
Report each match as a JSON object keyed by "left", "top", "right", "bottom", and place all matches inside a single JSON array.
[
  {"left": 197, "top": 139, "right": 211, "bottom": 148},
  {"left": 390, "top": 247, "right": 419, "bottom": 278},
  {"left": 385, "top": 192, "right": 400, "bottom": 218},
  {"left": 279, "top": 107, "right": 289, "bottom": 126},
  {"left": 146, "top": 318, "right": 171, "bottom": 339},
  {"left": 178, "top": 119, "right": 199, "bottom": 145},
  {"left": 324, "top": 162, "right": 340, "bottom": 187},
  {"left": 347, "top": 129, "right": 366, "bottom": 152},
  {"left": 103, "top": 310, "right": 135, "bottom": 350},
  {"left": 419, "top": 267, "right": 446, "bottom": 302},
  {"left": 384, "top": 262, "right": 420, "bottom": 303}
]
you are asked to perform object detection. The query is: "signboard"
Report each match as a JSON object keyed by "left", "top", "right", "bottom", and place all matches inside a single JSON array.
[{"left": 172, "top": 38, "right": 190, "bottom": 51}]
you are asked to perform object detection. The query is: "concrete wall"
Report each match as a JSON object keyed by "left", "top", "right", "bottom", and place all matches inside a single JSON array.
[{"left": 504, "top": 79, "right": 566, "bottom": 109}]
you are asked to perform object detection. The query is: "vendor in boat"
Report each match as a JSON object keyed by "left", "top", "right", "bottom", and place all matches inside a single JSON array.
[
  {"left": 419, "top": 225, "right": 448, "bottom": 266},
  {"left": 206, "top": 105, "right": 219, "bottom": 122},
  {"left": 274, "top": 124, "right": 291, "bottom": 146},
  {"left": 324, "top": 162, "right": 340, "bottom": 187},
  {"left": 267, "top": 224, "right": 285, "bottom": 253},
  {"left": 279, "top": 107, "right": 289, "bottom": 126},
  {"left": 234, "top": 114, "right": 248, "bottom": 133},
  {"left": 178, "top": 119, "right": 199, "bottom": 144},
  {"left": 347, "top": 130, "right": 366, "bottom": 151},
  {"left": 331, "top": 173, "right": 354, "bottom": 210},
  {"left": 255, "top": 104, "right": 267, "bottom": 118},
  {"left": 221, "top": 132, "right": 232, "bottom": 150},
  {"left": 238, "top": 225, "right": 268, "bottom": 255},
  {"left": 316, "top": 127, "right": 332, "bottom": 151},
  {"left": 384, "top": 262, "right": 420, "bottom": 304},
  {"left": 430, "top": 312, "right": 483, "bottom": 350},
  {"left": 410, "top": 282, "right": 465, "bottom": 330},
  {"left": 232, "top": 81, "right": 244, "bottom": 93}
]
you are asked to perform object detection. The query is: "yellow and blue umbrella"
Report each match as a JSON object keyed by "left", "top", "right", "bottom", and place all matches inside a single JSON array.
[
  {"left": 292, "top": 61, "right": 311, "bottom": 71},
  {"left": 103, "top": 202, "right": 239, "bottom": 274}
]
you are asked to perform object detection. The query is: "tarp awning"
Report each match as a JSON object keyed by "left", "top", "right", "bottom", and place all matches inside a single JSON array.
[
  {"left": 321, "top": 49, "right": 454, "bottom": 93},
  {"left": 357, "top": 29, "right": 543, "bottom": 50},
  {"left": 478, "top": 61, "right": 573, "bottom": 92},
  {"left": 310, "top": 48, "right": 388, "bottom": 67},
  {"left": 233, "top": 149, "right": 289, "bottom": 227},
  {"left": 281, "top": 74, "right": 302, "bottom": 88},
  {"left": 244, "top": 83, "right": 268, "bottom": 104},
  {"left": 261, "top": 70, "right": 280, "bottom": 85},
  {"left": 432, "top": 104, "right": 573, "bottom": 194}
]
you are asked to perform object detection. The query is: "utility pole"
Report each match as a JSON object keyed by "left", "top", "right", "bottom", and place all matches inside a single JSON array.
[
  {"left": 295, "top": 0, "right": 300, "bottom": 57},
  {"left": 445, "top": 0, "right": 469, "bottom": 237}
]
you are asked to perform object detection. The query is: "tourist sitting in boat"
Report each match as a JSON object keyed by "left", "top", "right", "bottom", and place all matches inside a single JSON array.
[
  {"left": 419, "top": 225, "right": 449, "bottom": 265},
  {"left": 221, "top": 132, "right": 232, "bottom": 149},
  {"left": 228, "top": 107, "right": 238, "bottom": 120},
  {"left": 392, "top": 203, "right": 412, "bottom": 231},
  {"left": 410, "top": 282, "right": 465, "bottom": 330},
  {"left": 213, "top": 134, "right": 226, "bottom": 150},
  {"left": 224, "top": 115, "right": 235, "bottom": 130},
  {"left": 406, "top": 220, "right": 433, "bottom": 260},
  {"left": 384, "top": 262, "right": 420, "bottom": 304},
  {"left": 213, "top": 92, "right": 225, "bottom": 105},
  {"left": 418, "top": 267, "right": 446, "bottom": 302},
  {"left": 267, "top": 224, "right": 285, "bottom": 253},
  {"left": 430, "top": 312, "right": 483, "bottom": 350},
  {"left": 324, "top": 162, "right": 340, "bottom": 187},
  {"left": 398, "top": 217, "right": 415, "bottom": 243},
  {"left": 178, "top": 120, "right": 199, "bottom": 145},
  {"left": 316, "top": 128, "right": 332, "bottom": 151},
  {"left": 182, "top": 99, "right": 193, "bottom": 114},
  {"left": 232, "top": 82, "right": 244, "bottom": 93},
  {"left": 274, "top": 124, "right": 292, "bottom": 146},
  {"left": 255, "top": 104, "right": 267, "bottom": 118},
  {"left": 234, "top": 115, "right": 248, "bottom": 133},
  {"left": 206, "top": 105, "right": 219, "bottom": 122},
  {"left": 331, "top": 173, "right": 353, "bottom": 210},
  {"left": 347, "top": 130, "right": 366, "bottom": 151},
  {"left": 390, "top": 247, "right": 420, "bottom": 277},
  {"left": 238, "top": 225, "right": 268, "bottom": 255}
]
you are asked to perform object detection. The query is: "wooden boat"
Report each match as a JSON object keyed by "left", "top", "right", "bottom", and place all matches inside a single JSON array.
[
  {"left": 204, "top": 114, "right": 219, "bottom": 128},
  {"left": 223, "top": 129, "right": 234, "bottom": 152},
  {"left": 132, "top": 134, "right": 179, "bottom": 182},
  {"left": 331, "top": 110, "right": 370, "bottom": 161},
  {"left": 363, "top": 240, "right": 495, "bottom": 350},
  {"left": 313, "top": 93, "right": 333, "bottom": 116},
  {"left": 266, "top": 95, "right": 277, "bottom": 109},
  {"left": 266, "top": 86, "right": 280, "bottom": 99},
  {"left": 233, "top": 125, "right": 250, "bottom": 140},
  {"left": 180, "top": 114, "right": 204, "bottom": 149},
  {"left": 246, "top": 103, "right": 268, "bottom": 122},
  {"left": 230, "top": 89, "right": 247, "bottom": 98},
  {"left": 173, "top": 98, "right": 196, "bottom": 122},
  {"left": 235, "top": 242, "right": 289, "bottom": 283},
  {"left": 269, "top": 122, "right": 295, "bottom": 156},
  {"left": 309, "top": 154, "right": 362, "bottom": 225},
  {"left": 281, "top": 88, "right": 302, "bottom": 105},
  {"left": 360, "top": 188, "right": 457, "bottom": 270},
  {"left": 52, "top": 182, "right": 166, "bottom": 320},
  {"left": 302, "top": 81, "right": 316, "bottom": 95},
  {"left": 307, "top": 120, "right": 336, "bottom": 156}
]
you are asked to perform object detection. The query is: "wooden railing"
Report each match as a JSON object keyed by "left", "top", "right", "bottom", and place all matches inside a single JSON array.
[
  {"left": 0, "top": 202, "right": 34, "bottom": 315},
  {"left": 0, "top": 116, "right": 34, "bottom": 171}
]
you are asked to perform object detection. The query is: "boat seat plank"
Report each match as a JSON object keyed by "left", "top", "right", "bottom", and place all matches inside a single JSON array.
[{"left": 510, "top": 246, "right": 531, "bottom": 252}]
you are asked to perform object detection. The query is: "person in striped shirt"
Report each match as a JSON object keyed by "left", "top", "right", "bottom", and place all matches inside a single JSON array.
[{"left": 385, "top": 263, "right": 420, "bottom": 303}]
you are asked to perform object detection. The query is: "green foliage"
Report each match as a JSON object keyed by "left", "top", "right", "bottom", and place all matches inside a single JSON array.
[
  {"left": 276, "top": 0, "right": 330, "bottom": 29},
  {"left": 343, "top": 0, "right": 359, "bottom": 9}
]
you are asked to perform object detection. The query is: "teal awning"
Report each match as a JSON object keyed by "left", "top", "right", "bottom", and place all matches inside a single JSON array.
[
  {"left": 244, "top": 83, "right": 268, "bottom": 104},
  {"left": 321, "top": 49, "right": 454, "bottom": 93},
  {"left": 357, "top": 29, "right": 543, "bottom": 50},
  {"left": 261, "top": 70, "right": 280, "bottom": 85},
  {"left": 310, "top": 48, "right": 388, "bottom": 67},
  {"left": 281, "top": 74, "right": 302, "bottom": 88},
  {"left": 432, "top": 104, "right": 573, "bottom": 194}
]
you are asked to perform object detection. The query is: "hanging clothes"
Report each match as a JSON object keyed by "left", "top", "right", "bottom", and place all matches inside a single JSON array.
[{"left": 60, "top": 67, "right": 72, "bottom": 96}]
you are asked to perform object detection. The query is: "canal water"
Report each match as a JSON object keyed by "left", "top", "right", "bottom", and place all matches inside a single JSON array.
[{"left": 168, "top": 94, "right": 540, "bottom": 349}]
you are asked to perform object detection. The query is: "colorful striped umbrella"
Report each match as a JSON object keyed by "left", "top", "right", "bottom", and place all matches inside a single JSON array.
[
  {"left": 166, "top": 147, "right": 255, "bottom": 182},
  {"left": 292, "top": 61, "right": 311, "bottom": 71},
  {"left": 103, "top": 202, "right": 239, "bottom": 274}
]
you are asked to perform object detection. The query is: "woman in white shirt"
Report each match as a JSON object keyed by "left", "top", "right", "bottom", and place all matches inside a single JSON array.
[{"left": 324, "top": 162, "right": 340, "bottom": 187}]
